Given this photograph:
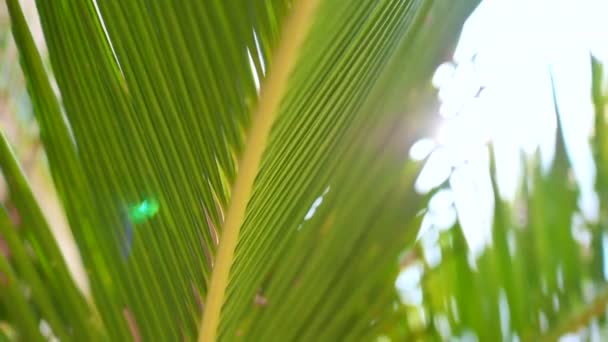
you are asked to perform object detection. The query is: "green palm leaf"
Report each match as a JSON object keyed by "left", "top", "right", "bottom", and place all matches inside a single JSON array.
[{"left": 2, "top": 0, "right": 478, "bottom": 340}]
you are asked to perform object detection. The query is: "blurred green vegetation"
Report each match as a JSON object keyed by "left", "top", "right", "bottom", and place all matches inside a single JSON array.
[{"left": 392, "top": 58, "right": 608, "bottom": 341}]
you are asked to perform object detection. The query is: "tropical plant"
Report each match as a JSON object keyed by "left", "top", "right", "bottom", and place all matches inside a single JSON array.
[
  {"left": 395, "top": 50, "right": 608, "bottom": 341},
  {"left": 2, "top": 0, "right": 607, "bottom": 341},
  {"left": 0, "top": 0, "right": 481, "bottom": 340}
]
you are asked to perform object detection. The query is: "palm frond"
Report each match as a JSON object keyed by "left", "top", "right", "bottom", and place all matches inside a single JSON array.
[
  {"left": 2, "top": 0, "right": 479, "bottom": 340},
  {"left": 217, "top": 1, "right": 479, "bottom": 339}
]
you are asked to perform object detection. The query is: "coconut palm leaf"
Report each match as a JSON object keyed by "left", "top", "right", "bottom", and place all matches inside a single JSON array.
[{"left": 1, "top": 0, "right": 480, "bottom": 340}]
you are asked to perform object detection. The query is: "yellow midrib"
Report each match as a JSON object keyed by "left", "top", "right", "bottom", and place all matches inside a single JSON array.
[{"left": 198, "top": 0, "right": 321, "bottom": 340}]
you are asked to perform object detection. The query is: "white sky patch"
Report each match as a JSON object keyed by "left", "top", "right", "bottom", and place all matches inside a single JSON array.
[
  {"left": 303, "top": 186, "right": 330, "bottom": 221},
  {"left": 414, "top": 0, "right": 608, "bottom": 255},
  {"left": 253, "top": 30, "right": 266, "bottom": 76},
  {"left": 553, "top": 293, "right": 560, "bottom": 312},
  {"left": 415, "top": 212, "right": 433, "bottom": 241},
  {"left": 507, "top": 230, "right": 516, "bottom": 258},
  {"left": 420, "top": 227, "right": 442, "bottom": 268},
  {"left": 453, "top": 330, "right": 479, "bottom": 342},
  {"left": 427, "top": 187, "right": 452, "bottom": 211},
  {"left": 414, "top": 147, "right": 452, "bottom": 193},
  {"left": 450, "top": 156, "right": 494, "bottom": 257},
  {"left": 39, "top": 320, "right": 58, "bottom": 342},
  {"left": 247, "top": 48, "right": 261, "bottom": 93},
  {"left": 559, "top": 333, "right": 587, "bottom": 342},
  {"left": 434, "top": 315, "right": 452, "bottom": 340},
  {"left": 416, "top": 189, "right": 457, "bottom": 241},
  {"left": 603, "top": 232, "right": 608, "bottom": 281},
  {"left": 432, "top": 63, "right": 456, "bottom": 89},
  {"left": 450, "top": 296, "right": 460, "bottom": 324},
  {"left": 409, "top": 138, "right": 436, "bottom": 161},
  {"left": 431, "top": 206, "right": 457, "bottom": 232},
  {"left": 539, "top": 311, "right": 549, "bottom": 333},
  {"left": 395, "top": 262, "right": 424, "bottom": 306},
  {"left": 304, "top": 196, "right": 323, "bottom": 221},
  {"left": 570, "top": 214, "right": 593, "bottom": 248},
  {"left": 498, "top": 289, "right": 510, "bottom": 340}
]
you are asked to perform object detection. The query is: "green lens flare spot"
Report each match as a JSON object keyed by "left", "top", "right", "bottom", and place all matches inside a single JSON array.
[{"left": 128, "top": 198, "right": 159, "bottom": 224}]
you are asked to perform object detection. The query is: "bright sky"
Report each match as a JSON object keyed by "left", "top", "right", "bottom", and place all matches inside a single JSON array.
[
  {"left": 411, "top": 0, "right": 608, "bottom": 256},
  {"left": 398, "top": 2, "right": 608, "bottom": 338}
]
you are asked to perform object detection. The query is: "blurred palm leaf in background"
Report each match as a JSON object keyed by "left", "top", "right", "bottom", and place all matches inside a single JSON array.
[
  {"left": 1, "top": 0, "right": 608, "bottom": 341},
  {"left": 395, "top": 25, "right": 608, "bottom": 342}
]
